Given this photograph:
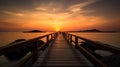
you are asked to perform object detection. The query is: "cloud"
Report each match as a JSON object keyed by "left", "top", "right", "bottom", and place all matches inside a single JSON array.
[
  {"left": 0, "top": 0, "right": 119, "bottom": 31},
  {"left": 69, "top": 0, "right": 96, "bottom": 9},
  {"left": 82, "top": 0, "right": 120, "bottom": 18},
  {"left": 60, "top": 0, "right": 97, "bottom": 19},
  {"left": 32, "top": 0, "right": 90, "bottom": 14},
  {"left": 1, "top": 11, "right": 24, "bottom": 17},
  {"left": 35, "top": 7, "right": 47, "bottom": 11}
]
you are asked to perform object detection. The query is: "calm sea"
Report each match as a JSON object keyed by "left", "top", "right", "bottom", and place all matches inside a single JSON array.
[
  {"left": 0, "top": 32, "right": 52, "bottom": 47},
  {"left": 0, "top": 32, "right": 120, "bottom": 67},
  {"left": 0, "top": 32, "right": 119, "bottom": 48}
]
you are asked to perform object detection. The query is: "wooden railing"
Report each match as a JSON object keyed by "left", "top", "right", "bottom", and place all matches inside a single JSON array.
[
  {"left": 0, "top": 32, "right": 57, "bottom": 67},
  {"left": 63, "top": 32, "right": 120, "bottom": 67},
  {"left": 64, "top": 33, "right": 120, "bottom": 54}
]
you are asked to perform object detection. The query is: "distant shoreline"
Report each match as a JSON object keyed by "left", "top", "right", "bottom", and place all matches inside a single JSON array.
[
  {"left": 23, "top": 30, "right": 46, "bottom": 33},
  {"left": 68, "top": 31, "right": 120, "bottom": 33},
  {"left": 67, "top": 29, "right": 119, "bottom": 33}
]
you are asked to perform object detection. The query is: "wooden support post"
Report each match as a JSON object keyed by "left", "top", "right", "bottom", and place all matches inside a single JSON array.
[
  {"left": 68, "top": 34, "right": 70, "bottom": 40},
  {"left": 66, "top": 34, "right": 68, "bottom": 39},
  {"left": 46, "top": 35, "right": 49, "bottom": 46},
  {"left": 54, "top": 33, "right": 56, "bottom": 39},
  {"left": 47, "top": 35, "right": 49, "bottom": 43},
  {"left": 75, "top": 37, "right": 78, "bottom": 49},
  {"left": 51, "top": 34, "right": 52, "bottom": 40},
  {"left": 70, "top": 35, "right": 72, "bottom": 43},
  {"left": 51, "top": 34, "right": 53, "bottom": 40},
  {"left": 67, "top": 34, "right": 69, "bottom": 39},
  {"left": 65, "top": 33, "right": 67, "bottom": 39},
  {"left": 53, "top": 33, "right": 55, "bottom": 39},
  {"left": 32, "top": 40, "right": 38, "bottom": 63}
]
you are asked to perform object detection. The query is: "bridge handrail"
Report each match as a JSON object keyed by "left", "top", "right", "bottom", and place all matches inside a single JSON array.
[
  {"left": 65, "top": 33, "right": 120, "bottom": 54},
  {"left": 0, "top": 32, "right": 57, "bottom": 67},
  {"left": 0, "top": 33, "right": 56, "bottom": 55},
  {"left": 63, "top": 32, "right": 120, "bottom": 67}
]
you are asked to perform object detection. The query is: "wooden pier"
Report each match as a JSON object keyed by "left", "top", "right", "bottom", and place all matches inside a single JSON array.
[
  {"left": 0, "top": 32, "right": 120, "bottom": 67},
  {"left": 33, "top": 33, "right": 94, "bottom": 66}
]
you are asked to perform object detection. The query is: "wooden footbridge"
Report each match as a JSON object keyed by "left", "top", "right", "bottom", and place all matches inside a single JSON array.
[{"left": 0, "top": 32, "right": 120, "bottom": 67}]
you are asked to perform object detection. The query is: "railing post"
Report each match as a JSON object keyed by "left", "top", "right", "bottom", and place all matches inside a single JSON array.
[
  {"left": 70, "top": 35, "right": 72, "bottom": 43},
  {"left": 51, "top": 34, "right": 54, "bottom": 40},
  {"left": 47, "top": 35, "right": 49, "bottom": 42},
  {"left": 64, "top": 33, "right": 67, "bottom": 39},
  {"left": 55, "top": 33, "right": 57, "bottom": 39},
  {"left": 51, "top": 34, "right": 53, "bottom": 39},
  {"left": 66, "top": 34, "right": 68, "bottom": 39},
  {"left": 67, "top": 34, "right": 70, "bottom": 41},
  {"left": 54, "top": 33, "right": 56, "bottom": 39},
  {"left": 46, "top": 35, "right": 49, "bottom": 47},
  {"left": 75, "top": 36, "right": 78, "bottom": 49},
  {"left": 32, "top": 40, "right": 39, "bottom": 63}
]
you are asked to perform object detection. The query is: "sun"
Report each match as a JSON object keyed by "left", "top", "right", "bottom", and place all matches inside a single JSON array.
[{"left": 56, "top": 28, "right": 60, "bottom": 32}]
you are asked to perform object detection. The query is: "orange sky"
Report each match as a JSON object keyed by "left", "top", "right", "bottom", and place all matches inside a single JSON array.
[{"left": 0, "top": 0, "right": 120, "bottom": 31}]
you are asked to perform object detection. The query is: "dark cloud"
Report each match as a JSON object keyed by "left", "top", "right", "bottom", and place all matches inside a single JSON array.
[
  {"left": 82, "top": 0, "right": 120, "bottom": 18},
  {"left": 0, "top": 0, "right": 119, "bottom": 17},
  {"left": 0, "top": 0, "right": 35, "bottom": 13},
  {"left": 34, "top": 0, "right": 85, "bottom": 6},
  {"left": 0, "top": 0, "right": 86, "bottom": 13}
]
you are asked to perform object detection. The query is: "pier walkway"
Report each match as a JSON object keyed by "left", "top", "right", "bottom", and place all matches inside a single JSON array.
[
  {"left": 1, "top": 32, "right": 120, "bottom": 67},
  {"left": 33, "top": 33, "right": 94, "bottom": 67}
]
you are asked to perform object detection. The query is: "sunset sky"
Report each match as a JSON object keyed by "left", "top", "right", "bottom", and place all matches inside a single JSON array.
[{"left": 0, "top": 0, "right": 120, "bottom": 31}]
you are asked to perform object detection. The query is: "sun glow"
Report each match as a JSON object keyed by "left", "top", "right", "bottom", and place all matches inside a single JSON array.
[{"left": 56, "top": 28, "right": 60, "bottom": 32}]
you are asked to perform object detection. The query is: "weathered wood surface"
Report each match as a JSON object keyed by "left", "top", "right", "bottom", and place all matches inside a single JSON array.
[{"left": 33, "top": 33, "right": 94, "bottom": 67}]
